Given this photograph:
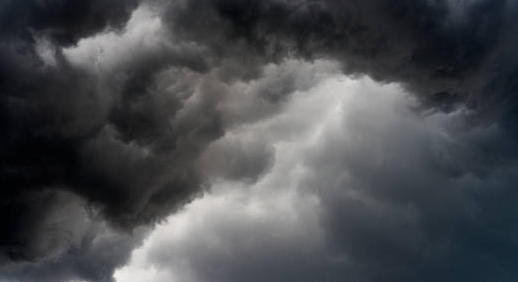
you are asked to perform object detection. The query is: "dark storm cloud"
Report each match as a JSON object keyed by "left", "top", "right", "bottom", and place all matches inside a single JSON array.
[
  {"left": 165, "top": 0, "right": 518, "bottom": 115},
  {"left": 0, "top": 0, "right": 139, "bottom": 45},
  {"left": 119, "top": 77, "right": 518, "bottom": 282},
  {"left": 119, "top": 1, "right": 518, "bottom": 281},
  {"left": 0, "top": 2, "right": 332, "bottom": 279},
  {"left": 3, "top": 0, "right": 518, "bottom": 281},
  {"left": 302, "top": 86, "right": 518, "bottom": 282},
  {"left": 1, "top": 192, "right": 148, "bottom": 282},
  {"left": 0, "top": 1, "right": 220, "bottom": 277}
]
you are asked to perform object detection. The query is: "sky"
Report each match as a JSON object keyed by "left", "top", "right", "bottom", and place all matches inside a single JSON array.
[{"left": 2, "top": 0, "right": 518, "bottom": 281}]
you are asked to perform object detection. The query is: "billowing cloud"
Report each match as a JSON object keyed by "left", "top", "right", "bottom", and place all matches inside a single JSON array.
[
  {"left": 164, "top": 0, "right": 518, "bottom": 114},
  {"left": 0, "top": 1, "right": 335, "bottom": 278},
  {"left": 0, "top": 0, "right": 139, "bottom": 45},
  {"left": 115, "top": 74, "right": 518, "bottom": 282},
  {"left": 2, "top": 0, "right": 518, "bottom": 281},
  {"left": 0, "top": 3, "right": 217, "bottom": 277}
]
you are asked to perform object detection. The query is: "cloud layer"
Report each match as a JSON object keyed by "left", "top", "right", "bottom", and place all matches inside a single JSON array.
[
  {"left": 116, "top": 74, "right": 518, "bottom": 282},
  {"left": 2, "top": 0, "right": 518, "bottom": 281}
]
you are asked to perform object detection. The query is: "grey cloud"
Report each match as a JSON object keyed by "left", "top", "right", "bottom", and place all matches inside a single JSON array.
[
  {"left": 200, "top": 132, "right": 275, "bottom": 182},
  {"left": 4, "top": 0, "right": 518, "bottom": 281},
  {"left": 0, "top": 3, "right": 217, "bottom": 277},
  {"left": 116, "top": 76, "right": 518, "bottom": 282},
  {"left": 0, "top": 0, "right": 139, "bottom": 45},
  {"left": 302, "top": 79, "right": 518, "bottom": 282},
  {"left": 164, "top": 0, "right": 518, "bottom": 117},
  {"left": 2, "top": 220, "right": 148, "bottom": 282},
  {"left": 199, "top": 59, "right": 338, "bottom": 182},
  {"left": 0, "top": 190, "right": 148, "bottom": 282},
  {"left": 0, "top": 4, "right": 334, "bottom": 279}
]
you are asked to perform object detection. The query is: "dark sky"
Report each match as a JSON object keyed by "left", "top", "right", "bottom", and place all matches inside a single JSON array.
[{"left": 2, "top": 1, "right": 518, "bottom": 281}]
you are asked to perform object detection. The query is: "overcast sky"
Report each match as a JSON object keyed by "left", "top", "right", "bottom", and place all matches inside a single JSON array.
[{"left": 2, "top": 1, "right": 518, "bottom": 282}]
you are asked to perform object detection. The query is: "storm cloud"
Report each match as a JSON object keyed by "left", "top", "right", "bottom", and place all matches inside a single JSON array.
[
  {"left": 2, "top": 0, "right": 518, "bottom": 281},
  {"left": 115, "top": 75, "right": 518, "bottom": 282},
  {"left": 165, "top": 0, "right": 518, "bottom": 113}
]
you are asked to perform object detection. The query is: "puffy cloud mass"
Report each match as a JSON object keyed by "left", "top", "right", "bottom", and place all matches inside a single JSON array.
[
  {"left": 2, "top": 0, "right": 518, "bottom": 281},
  {"left": 114, "top": 74, "right": 518, "bottom": 282}
]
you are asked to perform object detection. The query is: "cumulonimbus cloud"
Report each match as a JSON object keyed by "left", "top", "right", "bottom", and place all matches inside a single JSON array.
[{"left": 2, "top": 0, "right": 518, "bottom": 281}]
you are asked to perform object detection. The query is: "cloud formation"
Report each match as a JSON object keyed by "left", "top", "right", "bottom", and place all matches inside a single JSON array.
[
  {"left": 2, "top": 0, "right": 518, "bottom": 281},
  {"left": 116, "top": 75, "right": 518, "bottom": 282},
  {"left": 0, "top": 2, "right": 335, "bottom": 279},
  {"left": 0, "top": 0, "right": 139, "bottom": 45},
  {"left": 165, "top": 0, "right": 518, "bottom": 113}
]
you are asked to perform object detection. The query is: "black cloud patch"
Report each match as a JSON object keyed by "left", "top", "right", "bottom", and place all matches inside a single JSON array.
[
  {"left": 0, "top": 0, "right": 139, "bottom": 45},
  {"left": 0, "top": 192, "right": 148, "bottom": 282},
  {"left": 0, "top": 1, "right": 221, "bottom": 274},
  {"left": 165, "top": 0, "right": 517, "bottom": 114},
  {"left": 0, "top": 46, "right": 219, "bottom": 260}
]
